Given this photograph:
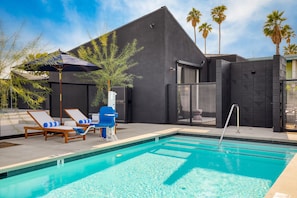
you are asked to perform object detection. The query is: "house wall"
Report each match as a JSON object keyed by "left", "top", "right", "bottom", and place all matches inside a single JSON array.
[
  {"left": 114, "top": 7, "right": 168, "bottom": 123},
  {"left": 163, "top": 8, "right": 206, "bottom": 123},
  {"left": 230, "top": 60, "right": 273, "bottom": 127},
  {"left": 215, "top": 56, "right": 285, "bottom": 130},
  {"left": 286, "top": 61, "right": 292, "bottom": 79},
  {"left": 48, "top": 72, "right": 99, "bottom": 118},
  {"left": 110, "top": 7, "right": 206, "bottom": 123},
  {"left": 51, "top": 6, "right": 206, "bottom": 124}
]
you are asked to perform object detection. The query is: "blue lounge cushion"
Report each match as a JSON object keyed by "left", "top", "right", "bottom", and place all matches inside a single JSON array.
[
  {"left": 78, "top": 119, "right": 92, "bottom": 124},
  {"left": 73, "top": 127, "right": 85, "bottom": 135},
  {"left": 43, "top": 121, "right": 60, "bottom": 128}
]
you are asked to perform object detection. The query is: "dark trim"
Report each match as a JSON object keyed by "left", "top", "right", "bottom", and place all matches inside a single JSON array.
[
  {"left": 281, "top": 79, "right": 297, "bottom": 82},
  {"left": 177, "top": 133, "right": 297, "bottom": 146},
  {"left": 1, "top": 161, "right": 57, "bottom": 179},
  {"left": 177, "top": 59, "right": 204, "bottom": 68},
  {"left": 190, "top": 85, "right": 193, "bottom": 125},
  {"left": 87, "top": 85, "right": 89, "bottom": 115},
  {"left": 0, "top": 134, "right": 24, "bottom": 140}
]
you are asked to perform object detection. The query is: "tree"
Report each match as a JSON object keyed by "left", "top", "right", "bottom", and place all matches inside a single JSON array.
[
  {"left": 211, "top": 5, "right": 227, "bottom": 54},
  {"left": 263, "top": 10, "right": 286, "bottom": 55},
  {"left": 186, "top": 8, "right": 202, "bottom": 44},
  {"left": 282, "top": 24, "right": 296, "bottom": 55},
  {"left": 198, "top": 22, "right": 212, "bottom": 54},
  {"left": 76, "top": 31, "right": 143, "bottom": 105},
  {"left": 0, "top": 23, "right": 50, "bottom": 109},
  {"left": 282, "top": 24, "right": 295, "bottom": 46},
  {"left": 284, "top": 44, "right": 297, "bottom": 55}
]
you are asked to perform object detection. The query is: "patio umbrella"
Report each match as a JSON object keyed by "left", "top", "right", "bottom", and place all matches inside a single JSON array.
[{"left": 24, "top": 49, "right": 101, "bottom": 123}]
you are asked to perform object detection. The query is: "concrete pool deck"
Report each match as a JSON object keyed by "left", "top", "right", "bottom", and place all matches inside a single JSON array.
[{"left": 0, "top": 123, "right": 297, "bottom": 198}]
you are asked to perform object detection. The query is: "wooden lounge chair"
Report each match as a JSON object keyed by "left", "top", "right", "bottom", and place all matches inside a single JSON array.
[
  {"left": 64, "top": 108, "right": 98, "bottom": 126},
  {"left": 65, "top": 107, "right": 118, "bottom": 136},
  {"left": 24, "top": 125, "right": 44, "bottom": 139},
  {"left": 27, "top": 110, "right": 87, "bottom": 143},
  {"left": 64, "top": 108, "right": 98, "bottom": 133}
]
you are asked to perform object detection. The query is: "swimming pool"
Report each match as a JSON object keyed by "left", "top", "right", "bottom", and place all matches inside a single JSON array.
[{"left": 0, "top": 135, "right": 297, "bottom": 197}]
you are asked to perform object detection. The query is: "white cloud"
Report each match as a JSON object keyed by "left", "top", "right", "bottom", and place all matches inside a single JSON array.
[
  {"left": 103, "top": 0, "right": 279, "bottom": 56},
  {"left": 2, "top": 0, "right": 297, "bottom": 57},
  {"left": 38, "top": 0, "right": 102, "bottom": 52}
]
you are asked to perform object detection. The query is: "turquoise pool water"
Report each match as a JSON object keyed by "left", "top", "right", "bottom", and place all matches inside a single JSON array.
[{"left": 1, "top": 135, "right": 297, "bottom": 198}]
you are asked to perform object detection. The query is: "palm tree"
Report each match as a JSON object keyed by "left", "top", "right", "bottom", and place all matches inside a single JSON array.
[
  {"left": 282, "top": 24, "right": 295, "bottom": 46},
  {"left": 211, "top": 5, "right": 227, "bottom": 54},
  {"left": 284, "top": 44, "right": 297, "bottom": 55},
  {"left": 263, "top": 10, "right": 286, "bottom": 55},
  {"left": 187, "top": 8, "right": 202, "bottom": 44},
  {"left": 198, "top": 23, "right": 212, "bottom": 54}
]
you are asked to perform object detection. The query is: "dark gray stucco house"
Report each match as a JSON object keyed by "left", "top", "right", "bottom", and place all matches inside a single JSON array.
[
  {"left": 50, "top": 6, "right": 206, "bottom": 123},
  {"left": 47, "top": 6, "right": 285, "bottom": 132}
]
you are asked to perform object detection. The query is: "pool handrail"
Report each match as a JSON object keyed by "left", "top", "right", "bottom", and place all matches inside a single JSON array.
[{"left": 219, "top": 104, "right": 240, "bottom": 145}]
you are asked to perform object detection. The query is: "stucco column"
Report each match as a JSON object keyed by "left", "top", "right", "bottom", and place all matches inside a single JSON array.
[
  {"left": 272, "top": 55, "right": 286, "bottom": 132},
  {"left": 292, "top": 59, "right": 297, "bottom": 79},
  {"left": 216, "top": 59, "right": 231, "bottom": 128}
]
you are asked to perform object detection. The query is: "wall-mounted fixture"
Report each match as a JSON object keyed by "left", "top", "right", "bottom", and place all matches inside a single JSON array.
[
  {"left": 169, "top": 66, "right": 176, "bottom": 71},
  {"left": 149, "top": 23, "right": 155, "bottom": 29},
  {"left": 200, "top": 60, "right": 205, "bottom": 66}
]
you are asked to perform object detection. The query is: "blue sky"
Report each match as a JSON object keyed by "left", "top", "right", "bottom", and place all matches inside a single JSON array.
[{"left": 1, "top": 0, "right": 297, "bottom": 58}]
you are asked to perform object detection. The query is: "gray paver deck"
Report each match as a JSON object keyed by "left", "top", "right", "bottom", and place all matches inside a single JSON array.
[{"left": 1, "top": 123, "right": 296, "bottom": 167}]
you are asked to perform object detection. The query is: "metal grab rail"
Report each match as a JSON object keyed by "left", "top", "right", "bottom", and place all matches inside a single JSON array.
[{"left": 218, "top": 104, "right": 240, "bottom": 146}]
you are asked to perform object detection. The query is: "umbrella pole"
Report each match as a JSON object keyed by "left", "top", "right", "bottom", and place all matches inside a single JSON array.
[{"left": 58, "top": 69, "right": 63, "bottom": 124}]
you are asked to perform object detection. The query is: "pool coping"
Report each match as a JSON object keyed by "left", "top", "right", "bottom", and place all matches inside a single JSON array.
[
  {"left": 0, "top": 128, "right": 180, "bottom": 177},
  {"left": 0, "top": 127, "right": 296, "bottom": 198}
]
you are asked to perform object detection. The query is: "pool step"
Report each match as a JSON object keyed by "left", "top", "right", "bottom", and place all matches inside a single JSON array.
[{"left": 162, "top": 137, "right": 297, "bottom": 161}]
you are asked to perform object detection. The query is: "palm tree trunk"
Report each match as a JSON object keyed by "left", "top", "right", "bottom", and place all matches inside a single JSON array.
[
  {"left": 194, "top": 27, "right": 196, "bottom": 44},
  {"left": 276, "top": 43, "right": 280, "bottom": 55},
  {"left": 204, "top": 38, "right": 206, "bottom": 54},
  {"left": 219, "top": 24, "right": 221, "bottom": 54}
]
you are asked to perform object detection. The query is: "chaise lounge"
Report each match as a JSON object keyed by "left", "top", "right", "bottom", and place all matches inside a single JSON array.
[
  {"left": 65, "top": 107, "right": 118, "bottom": 135},
  {"left": 64, "top": 108, "right": 99, "bottom": 133},
  {"left": 64, "top": 108, "right": 98, "bottom": 126},
  {"left": 27, "top": 110, "right": 88, "bottom": 143}
]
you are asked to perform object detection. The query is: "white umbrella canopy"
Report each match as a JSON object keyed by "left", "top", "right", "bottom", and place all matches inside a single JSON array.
[{"left": 24, "top": 49, "right": 101, "bottom": 123}]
